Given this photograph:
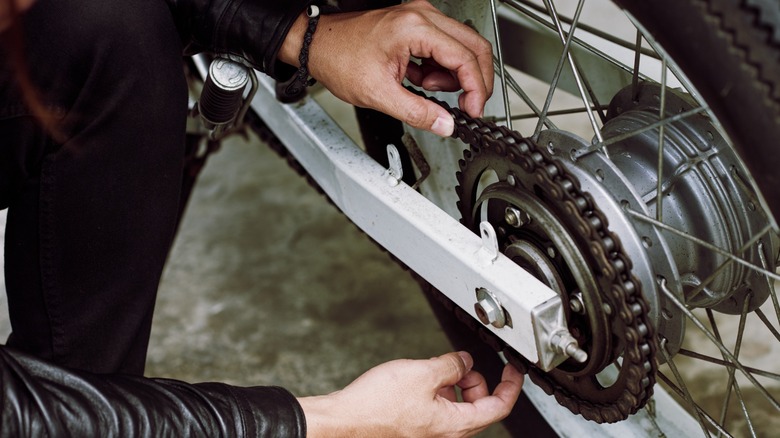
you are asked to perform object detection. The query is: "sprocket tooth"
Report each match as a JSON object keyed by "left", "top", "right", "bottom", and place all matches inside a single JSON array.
[
  {"left": 578, "top": 404, "right": 603, "bottom": 423},
  {"left": 616, "top": 396, "right": 637, "bottom": 417},
  {"left": 601, "top": 406, "right": 624, "bottom": 424}
]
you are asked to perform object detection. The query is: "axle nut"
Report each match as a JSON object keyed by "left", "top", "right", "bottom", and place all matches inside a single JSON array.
[
  {"left": 474, "top": 288, "right": 506, "bottom": 328},
  {"left": 505, "top": 207, "right": 531, "bottom": 228}
]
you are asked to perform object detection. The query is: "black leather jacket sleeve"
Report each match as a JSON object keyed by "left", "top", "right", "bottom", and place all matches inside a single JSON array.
[
  {"left": 164, "top": 0, "right": 313, "bottom": 79},
  {"left": 1, "top": 347, "right": 306, "bottom": 436}
]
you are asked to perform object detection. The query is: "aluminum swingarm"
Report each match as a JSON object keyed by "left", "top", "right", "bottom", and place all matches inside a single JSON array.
[{"left": 251, "top": 74, "right": 583, "bottom": 372}]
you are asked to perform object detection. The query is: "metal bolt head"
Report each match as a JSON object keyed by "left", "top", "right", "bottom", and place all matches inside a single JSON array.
[
  {"left": 569, "top": 291, "right": 585, "bottom": 314},
  {"left": 505, "top": 207, "right": 531, "bottom": 228},
  {"left": 474, "top": 288, "right": 506, "bottom": 328},
  {"left": 475, "top": 299, "right": 499, "bottom": 325}
]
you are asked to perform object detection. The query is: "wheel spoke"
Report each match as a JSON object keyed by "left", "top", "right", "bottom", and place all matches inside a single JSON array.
[
  {"left": 540, "top": 0, "right": 604, "bottom": 144},
  {"left": 711, "top": 296, "right": 756, "bottom": 436},
  {"left": 491, "top": 57, "right": 558, "bottom": 131},
  {"left": 489, "top": 104, "right": 608, "bottom": 122},
  {"left": 677, "top": 349, "right": 780, "bottom": 381},
  {"left": 574, "top": 54, "right": 608, "bottom": 124},
  {"left": 758, "top": 241, "right": 780, "bottom": 326},
  {"left": 755, "top": 309, "right": 780, "bottom": 343},
  {"left": 660, "top": 338, "right": 713, "bottom": 437},
  {"left": 533, "top": 0, "right": 586, "bottom": 137},
  {"left": 657, "top": 371, "right": 734, "bottom": 437},
  {"left": 656, "top": 57, "right": 668, "bottom": 222},
  {"left": 685, "top": 222, "right": 771, "bottom": 302},
  {"left": 504, "top": 0, "right": 661, "bottom": 60},
  {"left": 659, "top": 279, "right": 780, "bottom": 411},
  {"left": 573, "top": 106, "right": 707, "bottom": 159},
  {"left": 627, "top": 209, "right": 780, "bottom": 282},
  {"left": 491, "top": 0, "right": 513, "bottom": 131},
  {"left": 631, "top": 29, "right": 642, "bottom": 100}
]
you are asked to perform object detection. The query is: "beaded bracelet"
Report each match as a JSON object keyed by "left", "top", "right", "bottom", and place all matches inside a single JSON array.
[{"left": 282, "top": 5, "right": 323, "bottom": 100}]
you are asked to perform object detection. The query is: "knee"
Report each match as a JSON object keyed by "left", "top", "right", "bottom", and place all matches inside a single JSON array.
[
  {"left": 24, "top": 0, "right": 187, "bottom": 111},
  {"left": 75, "top": 0, "right": 184, "bottom": 79}
]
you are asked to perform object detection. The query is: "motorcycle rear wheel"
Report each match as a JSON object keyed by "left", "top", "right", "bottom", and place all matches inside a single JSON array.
[{"left": 356, "top": 0, "right": 780, "bottom": 436}]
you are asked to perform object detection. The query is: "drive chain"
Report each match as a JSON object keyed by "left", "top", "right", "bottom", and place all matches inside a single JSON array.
[{"left": 246, "top": 93, "right": 657, "bottom": 423}]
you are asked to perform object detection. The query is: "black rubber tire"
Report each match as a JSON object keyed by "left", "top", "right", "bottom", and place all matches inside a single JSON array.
[{"left": 617, "top": 0, "right": 780, "bottom": 218}]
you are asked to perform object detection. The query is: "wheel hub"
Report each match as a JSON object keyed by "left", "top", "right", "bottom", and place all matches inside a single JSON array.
[{"left": 600, "top": 83, "right": 778, "bottom": 315}]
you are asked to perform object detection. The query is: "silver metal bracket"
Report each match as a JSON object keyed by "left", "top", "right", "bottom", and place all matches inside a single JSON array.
[
  {"left": 385, "top": 144, "right": 403, "bottom": 187},
  {"left": 531, "top": 298, "right": 588, "bottom": 371},
  {"left": 479, "top": 221, "right": 500, "bottom": 264}
]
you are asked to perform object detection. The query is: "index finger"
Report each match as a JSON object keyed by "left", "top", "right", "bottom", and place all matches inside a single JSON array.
[
  {"left": 408, "top": 0, "right": 495, "bottom": 96},
  {"left": 408, "top": 25, "right": 492, "bottom": 118},
  {"left": 422, "top": 14, "right": 494, "bottom": 97},
  {"left": 455, "top": 363, "right": 524, "bottom": 426}
]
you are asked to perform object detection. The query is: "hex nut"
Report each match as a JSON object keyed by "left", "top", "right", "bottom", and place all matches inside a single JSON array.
[{"left": 475, "top": 288, "right": 506, "bottom": 328}]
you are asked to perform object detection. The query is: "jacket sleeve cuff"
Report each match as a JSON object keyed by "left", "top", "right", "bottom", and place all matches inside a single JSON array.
[
  {"left": 166, "top": 0, "right": 312, "bottom": 80},
  {"left": 219, "top": 0, "right": 313, "bottom": 80},
  {"left": 226, "top": 385, "right": 307, "bottom": 437}
]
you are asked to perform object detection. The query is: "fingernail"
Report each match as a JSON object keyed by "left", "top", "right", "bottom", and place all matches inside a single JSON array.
[
  {"left": 457, "top": 351, "right": 473, "bottom": 370},
  {"left": 431, "top": 115, "right": 454, "bottom": 137}
]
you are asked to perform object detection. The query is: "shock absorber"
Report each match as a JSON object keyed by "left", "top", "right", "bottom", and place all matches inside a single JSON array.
[{"left": 196, "top": 56, "right": 257, "bottom": 140}]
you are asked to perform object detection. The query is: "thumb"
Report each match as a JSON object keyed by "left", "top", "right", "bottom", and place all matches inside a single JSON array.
[
  {"left": 384, "top": 86, "right": 455, "bottom": 137},
  {"left": 428, "top": 351, "right": 473, "bottom": 388}
]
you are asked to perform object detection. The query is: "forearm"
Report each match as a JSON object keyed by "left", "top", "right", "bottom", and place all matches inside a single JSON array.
[
  {"left": 164, "top": 0, "right": 311, "bottom": 78},
  {"left": 1, "top": 347, "right": 305, "bottom": 437}
]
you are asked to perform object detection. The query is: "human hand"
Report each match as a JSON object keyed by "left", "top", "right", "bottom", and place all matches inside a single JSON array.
[
  {"left": 298, "top": 351, "right": 523, "bottom": 437},
  {"left": 279, "top": 0, "right": 494, "bottom": 137}
]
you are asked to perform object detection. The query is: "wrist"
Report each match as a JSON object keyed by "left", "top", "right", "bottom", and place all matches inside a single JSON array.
[
  {"left": 278, "top": 11, "right": 308, "bottom": 67},
  {"left": 298, "top": 395, "right": 353, "bottom": 437},
  {"left": 299, "top": 393, "right": 400, "bottom": 438}
]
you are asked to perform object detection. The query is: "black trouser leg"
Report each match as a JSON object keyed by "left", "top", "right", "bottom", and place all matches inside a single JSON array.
[{"left": 1, "top": 0, "right": 187, "bottom": 374}]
